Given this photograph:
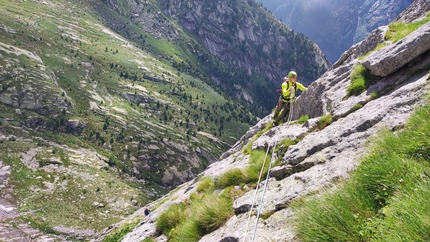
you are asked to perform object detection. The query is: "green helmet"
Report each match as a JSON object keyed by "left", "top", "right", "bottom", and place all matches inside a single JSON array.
[{"left": 288, "top": 71, "right": 297, "bottom": 78}]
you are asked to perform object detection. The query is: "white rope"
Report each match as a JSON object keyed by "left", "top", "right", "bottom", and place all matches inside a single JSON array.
[
  {"left": 242, "top": 144, "right": 271, "bottom": 241},
  {"left": 251, "top": 139, "right": 278, "bottom": 242},
  {"left": 248, "top": 88, "right": 296, "bottom": 241},
  {"left": 285, "top": 88, "right": 295, "bottom": 126}
]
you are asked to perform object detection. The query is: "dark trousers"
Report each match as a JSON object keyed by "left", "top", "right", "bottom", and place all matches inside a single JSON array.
[{"left": 273, "top": 96, "right": 291, "bottom": 125}]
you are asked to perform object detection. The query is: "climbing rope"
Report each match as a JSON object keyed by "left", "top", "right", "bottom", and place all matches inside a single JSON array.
[
  {"left": 245, "top": 88, "right": 296, "bottom": 241},
  {"left": 242, "top": 145, "right": 271, "bottom": 241},
  {"left": 285, "top": 88, "right": 295, "bottom": 126},
  {"left": 251, "top": 139, "right": 278, "bottom": 242}
]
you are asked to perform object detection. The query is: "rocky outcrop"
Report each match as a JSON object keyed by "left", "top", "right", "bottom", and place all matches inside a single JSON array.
[
  {"left": 332, "top": 26, "right": 388, "bottom": 69},
  {"left": 395, "top": 0, "right": 430, "bottom": 23},
  {"left": 110, "top": 2, "right": 430, "bottom": 241},
  {"left": 361, "top": 21, "right": 430, "bottom": 77}
]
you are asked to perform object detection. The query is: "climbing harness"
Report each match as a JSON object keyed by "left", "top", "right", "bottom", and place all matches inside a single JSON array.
[{"left": 243, "top": 89, "right": 295, "bottom": 241}]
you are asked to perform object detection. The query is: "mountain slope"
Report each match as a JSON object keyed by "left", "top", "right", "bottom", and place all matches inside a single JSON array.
[
  {"left": 96, "top": 0, "right": 329, "bottom": 113},
  {"left": 105, "top": 2, "right": 430, "bottom": 241},
  {"left": 257, "top": 0, "right": 414, "bottom": 64},
  {"left": 0, "top": 0, "right": 329, "bottom": 240}
]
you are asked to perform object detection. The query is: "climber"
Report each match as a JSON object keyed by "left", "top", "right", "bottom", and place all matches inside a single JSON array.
[
  {"left": 272, "top": 71, "right": 307, "bottom": 127},
  {"left": 144, "top": 207, "right": 151, "bottom": 216}
]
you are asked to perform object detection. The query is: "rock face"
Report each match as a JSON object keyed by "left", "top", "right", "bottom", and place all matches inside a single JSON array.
[
  {"left": 361, "top": 21, "right": 430, "bottom": 77},
  {"left": 107, "top": 1, "right": 430, "bottom": 242},
  {"left": 257, "top": 0, "right": 415, "bottom": 64}
]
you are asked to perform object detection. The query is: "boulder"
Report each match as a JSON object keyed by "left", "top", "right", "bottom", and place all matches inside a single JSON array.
[{"left": 361, "top": 21, "right": 430, "bottom": 77}]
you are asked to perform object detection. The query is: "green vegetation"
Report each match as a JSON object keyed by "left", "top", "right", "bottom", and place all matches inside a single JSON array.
[
  {"left": 297, "top": 115, "right": 310, "bottom": 124},
  {"left": 215, "top": 168, "right": 248, "bottom": 189},
  {"left": 360, "top": 14, "right": 430, "bottom": 62},
  {"left": 0, "top": 0, "right": 258, "bottom": 195},
  {"left": 103, "top": 217, "right": 141, "bottom": 242},
  {"left": 196, "top": 176, "right": 215, "bottom": 193},
  {"left": 215, "top": 149, "right": 269, "bottom": 189},
  {"left": 292, "top": 102, "right": 430, "bottom": 241},
  {"left": 368, "top": 92, "right": 379, "bottom": 101},
  {"left": 386, "top": 13, "right": 430, "bottom": 43},
  {"left": 355, "top": 15, "right": 430, "bottom": 98},
  {"left": 351, "top": 103, "right": 363, "bottom": 112},
  {"left": 347, "top": 64, "right": 371, "bottom": 97},
  {"left": 316, "top": 114, "right": 333, "bottom": 130},
  {"left": 156, "top": 192, "right": 234, "bottom": 241},
  {"left": 156, "top": 146, "right": 276, "bottom": 241},
  {"left": 1, "top": 151, "right": 147, "bottom": 232}
]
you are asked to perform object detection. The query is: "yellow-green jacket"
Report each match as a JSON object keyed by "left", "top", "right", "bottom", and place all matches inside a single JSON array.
[{"left": 281, "top": 81, "right": 307, "bottom": 102}]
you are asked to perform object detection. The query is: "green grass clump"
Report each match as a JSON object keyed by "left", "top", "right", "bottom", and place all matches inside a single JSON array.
[
  {"left": 316, "top": 114, "right": 333, "bottom": 130},
  {"left": 386, "top": 13, "right": 430, "bottom": 43},
  {"left": 347, "top": 64, "right": 370, "bottom": 97},
  {"left": 351, "top": 103, "right": 363, "bottom": 112},
  {"left": 245, "top": 149, "right": 269, "bottom": 180},
  {"left": 103, "top": 217, "right": 141, "bottom": 242},
  {"left": 156, "top": 203, "right": 188, "bottom": 235},
  {"left": 156, "top": 193, "right": 234, "bottom": 242},
  {"left": 216, "top": 149, "right": 269, "bottom": 189},
  {"left": 215, "top": 168, "right": 247, "bottom": 189},
  {"left": 297, "top": 115, "right": 309, "bottom": 124},
  {"left": 292, "top": 102, "right": 430, "bottom": 241},
  {"left": 196, "top": 176, "right": 215, "bottom": 193}
]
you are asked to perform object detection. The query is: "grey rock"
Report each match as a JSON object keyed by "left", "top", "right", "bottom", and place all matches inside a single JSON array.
[
  {"left": 269, "top": 165, "right": 293, "bottom": 181},
  {"left": 333, "top": 26, "right": 388, "bottom": 69},
  {"left": 395, "top": 0, "right": 430, "bottom": 23},
  {"left": 66, "top": 119, "right": 85, "bottom": 135},
  {"left": 361, "top": 21, "right": 430, "bottom": 77}
]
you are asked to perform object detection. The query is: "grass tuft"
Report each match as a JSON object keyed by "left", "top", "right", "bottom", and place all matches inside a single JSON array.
[
  {"left": 297, "top": 115, "right": 309, "bottom": 124},
  {"left": 386, "top": 14, "right": 430, "bottom": 43},
  {"left": 316, "top": 114, "right": 333, "bottom": 130},
  {"left": 347, "top": 64, "right": 370, "bottom": 97},
  {"left": 196, "top": 176, "right": 215, "bottom": 193},
  {"left": 292, "top": 102, "right": 430, "bottom": 241}
]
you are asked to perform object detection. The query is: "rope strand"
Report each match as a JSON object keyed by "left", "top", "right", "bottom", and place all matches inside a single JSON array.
[
  {"left": 242, "top": 145, "right": 271, "bottom": 241},
  {"left": 249, "top": 88, "right": 296, "bottom": 241}
]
